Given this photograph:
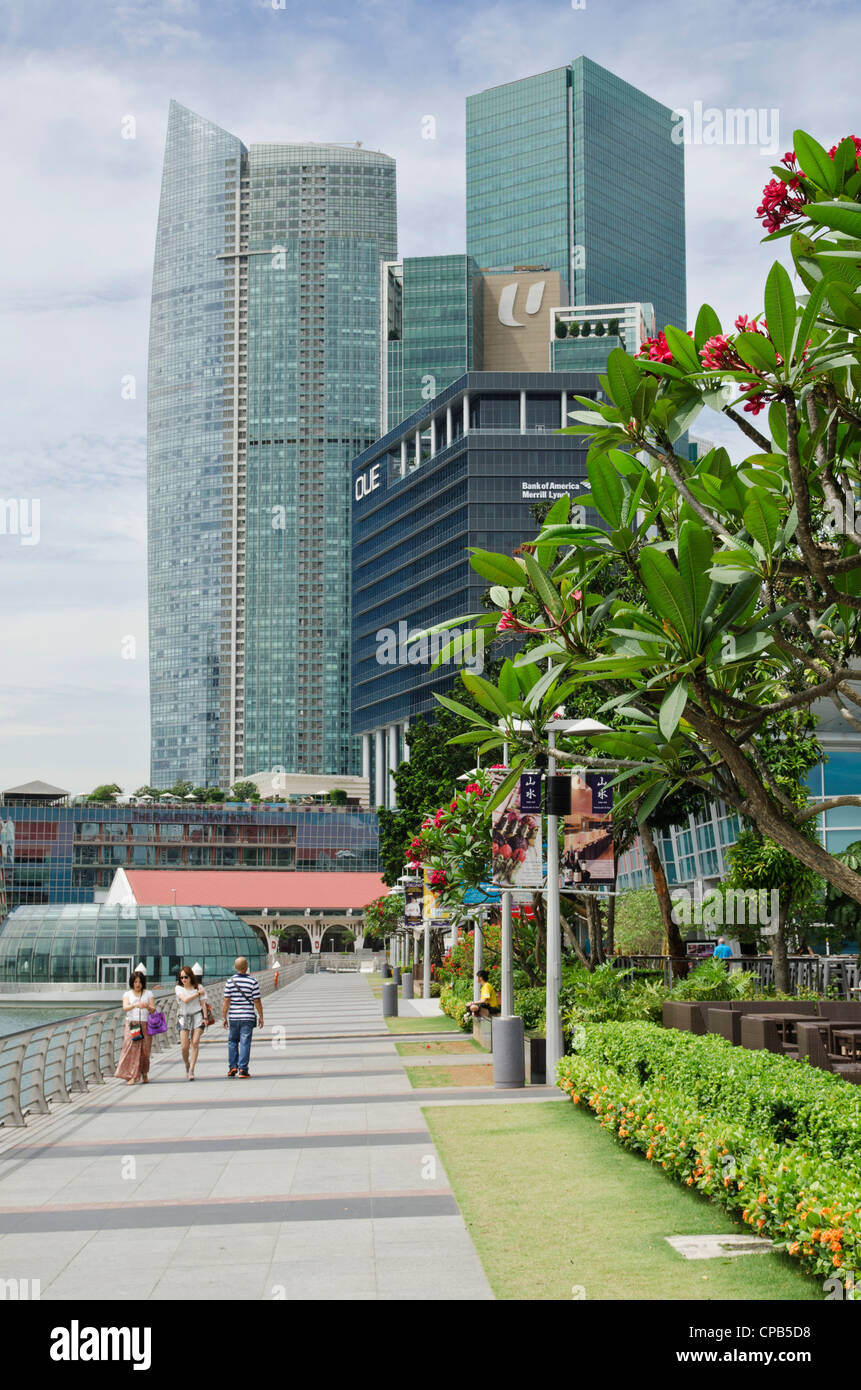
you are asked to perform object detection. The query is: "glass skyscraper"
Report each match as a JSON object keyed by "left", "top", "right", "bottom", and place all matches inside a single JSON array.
[
  {"left": 148, "top": 102, "right": 396, "bottom": 788},
  {"left": 383, "top": 256, "right": 482, "bottom": 429},
  {"left": 466, "top": 57, "right": 686, "bottom": 335}
]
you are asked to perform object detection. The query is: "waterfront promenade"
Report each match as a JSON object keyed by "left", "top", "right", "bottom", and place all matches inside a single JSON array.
[{"left": 0, "top": 972, "right": 557, "bottom": 1301}]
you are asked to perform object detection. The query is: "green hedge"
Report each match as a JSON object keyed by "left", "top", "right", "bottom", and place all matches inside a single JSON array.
[
  {"left": 578, "top": 1022, "right": 861, "bottom": 1168},
  {"left": 558, "top": 1025, "right": 861, "bottom": 1287}
]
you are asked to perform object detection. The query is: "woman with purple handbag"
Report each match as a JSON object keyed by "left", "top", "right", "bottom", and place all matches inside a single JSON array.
[{"left": 115, "top": 967, "right": 156, "bottom": 1085}]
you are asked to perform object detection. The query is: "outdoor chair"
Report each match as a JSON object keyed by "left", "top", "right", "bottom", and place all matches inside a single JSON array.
[{"left": 740, "top": 1014, "right": 784, "bottom": 1053}]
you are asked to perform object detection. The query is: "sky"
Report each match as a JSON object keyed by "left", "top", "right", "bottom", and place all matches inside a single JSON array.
[{"left": 0, "top": 0, "right": 859, "bottom": 796}]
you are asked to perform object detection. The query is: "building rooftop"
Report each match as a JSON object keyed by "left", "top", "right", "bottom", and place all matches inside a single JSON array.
[
  {"left": 2, "top": 781, "right": 69, "bottom": 800},
  {"left": 110, "top": 869, "right": 386, "bottom": 912}
]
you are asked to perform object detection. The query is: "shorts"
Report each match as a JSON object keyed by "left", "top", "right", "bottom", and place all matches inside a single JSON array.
[{"left": 178, "top": 1010, "right": 203, "bottom": 1033}]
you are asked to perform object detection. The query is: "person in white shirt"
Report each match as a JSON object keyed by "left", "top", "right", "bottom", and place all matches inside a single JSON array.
[
  {"left": 175, "top": 965, "right": 207, "bottom": 1080},
  {"left": 115, "top": 969, "right": 156, "bottom": 1085}
]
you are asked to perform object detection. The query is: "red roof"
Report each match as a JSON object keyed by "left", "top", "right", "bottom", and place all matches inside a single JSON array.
[{"left": 122, "top": 870, "right": 386, "bottom": 911}]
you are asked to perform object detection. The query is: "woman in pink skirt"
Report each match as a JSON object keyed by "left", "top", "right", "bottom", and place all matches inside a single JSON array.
[{"left": 115, "top": 968, "right": 156, "bottom": 1084}]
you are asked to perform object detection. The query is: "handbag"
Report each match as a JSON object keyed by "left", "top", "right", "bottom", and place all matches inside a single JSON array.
[
  {"left": 147, "top": 1010, "right": 167, "bottom": 1036},
  {"left": 202, "top": 1001, "right": 216, "bottom": 1028},
  {"left": 128, "top": 1019, "right": 144, "bottom": 1043}
]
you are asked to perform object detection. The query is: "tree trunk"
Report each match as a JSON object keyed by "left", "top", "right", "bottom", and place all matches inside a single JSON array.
[
  {"left": 687, "top": 703, "right": 861, "bottom": 905},
  {"left": 561, "top": 900, "right": 591, "bottom": 969},
  {"left": 605, "top": 858, "right": 617, "bottom": 957},
  {"left": 771, "top": 897, "right": 791, "bottom": 995},
  {"left": 639, "top": 820, "right": 688, "bottom": 979}
]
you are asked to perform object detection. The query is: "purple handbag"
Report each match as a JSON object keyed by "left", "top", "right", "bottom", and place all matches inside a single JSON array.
[{"left": 147, "top": 1010, "right": 167, "bottom": 1036}]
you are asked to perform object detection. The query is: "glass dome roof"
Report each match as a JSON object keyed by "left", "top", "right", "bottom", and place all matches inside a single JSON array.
[{"left": 0, "top": 905, "right": 266, "bottom": 985}]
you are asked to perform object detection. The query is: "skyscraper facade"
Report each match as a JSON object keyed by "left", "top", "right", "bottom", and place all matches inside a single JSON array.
[
  {"left": 148, "top": 102, "right": 396, "bottom": 788},
  {"left": 466, "top": 57, "right": 686, "bottom": 335}
]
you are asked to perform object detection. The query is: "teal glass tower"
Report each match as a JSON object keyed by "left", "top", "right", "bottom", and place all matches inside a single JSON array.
[
  {"left": 148, "top": 103, "right": 396, "bottom": 787},
  {"left": 466, "top": 57, "right": 686, "bottom": 335},
  {"left": 383, "top": 256, "right": 482, "bottom": 429}
]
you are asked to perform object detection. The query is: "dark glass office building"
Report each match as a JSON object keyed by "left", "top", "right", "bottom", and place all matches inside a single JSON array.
[{"left": 351, "top": 372, "right": 599, "bottom": 801}]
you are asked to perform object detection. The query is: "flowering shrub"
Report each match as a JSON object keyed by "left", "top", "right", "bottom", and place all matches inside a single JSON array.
[
  {"left": 406, "top": 769, "right": 494, "bottom": 913},
  {"left": 558, "top": 1023, "right": 861, "bottom": 1287},
  {"left": 755, "top": 138, "right": 861, "bottom": 234},
  {"left": 637, "top": 311, "right": 808, "bottom": 415}
]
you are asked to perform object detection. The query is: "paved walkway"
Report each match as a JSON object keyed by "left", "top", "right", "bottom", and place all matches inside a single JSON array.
[{"left": 0, "top": 973, "right": 530, "bottom": 1301}]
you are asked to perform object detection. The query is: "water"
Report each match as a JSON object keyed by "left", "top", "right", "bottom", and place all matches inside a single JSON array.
[{"left": 0, "top": 1004, "right": 105, "bottom": 1039}]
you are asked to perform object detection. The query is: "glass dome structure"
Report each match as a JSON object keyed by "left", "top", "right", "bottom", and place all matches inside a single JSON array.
[{"left": 0, "top": 905, "right": 266, "bottom": 985}]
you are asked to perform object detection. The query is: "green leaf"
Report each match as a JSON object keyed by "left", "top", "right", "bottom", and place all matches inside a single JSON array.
[
  {"left": 825, "top": 282, "right": 861, "bottom": 331},
  {"left": 498, "top": 659, "right": 520, "bottom": 704},
  {"left": 663, "top": 324, "right": 701, "bottom": 373},
  {"left": 489, "top": 585, "right": 509, "bottom": 608},
  {"left": 768, "top": 401, "right": 788, "bottom": 453},
  {"left": 468, "top": 549, "right": 525, "bottom": 587},
  {"left": 486, "top": 761, "right": 527, "bottom": 813},
  {"left": 790, "top": 278, "right": 827, "bottom": 365},
  {"left": 743, "top": 491, "right": 780, "bottom": 551},
  {"left": 605, "top": 348, "right": 643, "bottom": 418},
  {"left": 676, "top": 519, "right": 714, "bottom": 620},
  {"left": 433, "top": 693, "right": 495, "bottom": 729},
  {"left": 735, "top": 332, "right": 779, "bottom": 373},
  {"left": 636, "top": 779, "right": 670, "bottom": 823},
  {"left": 543, "top": 494, "right": 571, "bottom": 526},
  {"left": 693, "top": 303, "right": 723, "bottom": 351},
  {"left": 638, "top": 547, "right": 694, "bottom": 645},
  {"left": 792, "top": 129, "right": 837, "bottom": 194},
  {"left": 460, "top": 673, "right": 514, "bottom": 720},
  {"left": 832, "top": 136, "right": 860, "bottom": 189},
  {"left": 586, "top": 454, "right": 625, "bottom": 528},
  {"left": 806, "top": 202, "right": 861, "bottom": 239},
  {"left": 659, "top": 680, "right": 688, "bottom": 740},
  {"left": 763, "top": 261, "right": 797, "bottom": 363},
  {"left": 519, "top": 549, "right": 564, "bottom": 621}
]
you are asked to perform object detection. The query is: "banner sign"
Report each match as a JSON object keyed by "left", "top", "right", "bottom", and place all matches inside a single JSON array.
[
  {"left": 519, "top": 771, "right": 543, "bottom": 814},
  {"left": 404, "top": 881, "right": 423, "bottom": 927},
  {"left": 423, "top": 867, "right": 450, "bottom": 925},
  {"left": 490, "top": 768, "right": 543, "bottom": 888},
  {"left": 562, "top": 771, "right": 614, "bottom": 886}
]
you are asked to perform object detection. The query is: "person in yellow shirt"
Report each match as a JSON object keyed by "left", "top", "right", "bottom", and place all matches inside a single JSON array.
[{"left": 465, "top": 970, "right": 500, "bottom": 1021}]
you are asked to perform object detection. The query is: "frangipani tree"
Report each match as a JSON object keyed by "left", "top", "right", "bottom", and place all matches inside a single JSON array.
[{"left": 430, "top": 130, "right": 861, "bottom": 991}]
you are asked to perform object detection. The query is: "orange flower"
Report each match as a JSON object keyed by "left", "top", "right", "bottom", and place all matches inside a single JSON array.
[
  {"left": 788, "top": 1242, "right": 800, "bottom": 1256},
  {"left": 686, "top": 1177, "right": 694, "bottom": 1186}
]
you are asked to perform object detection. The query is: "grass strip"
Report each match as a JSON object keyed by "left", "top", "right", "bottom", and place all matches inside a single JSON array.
[
  {"left": 405, "top": 1064, "right": 494, "bottom": 1089},
  {"left": 396, "top": 1038, "right": 486, "bottom": 1057},
  {"left": 384, "top": 1015, "right": 460, "bottom": 1034},
  {"left": 424, "top": 1102, "right": 822, "bottom": 1301}
]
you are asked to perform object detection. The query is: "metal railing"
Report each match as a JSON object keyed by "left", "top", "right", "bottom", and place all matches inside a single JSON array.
[
  {"left": 0, "top": 962, "right": 304, "bottom": 1131},
  {"left": 612, "top": 954, "right": 860, "bottom": 997}
]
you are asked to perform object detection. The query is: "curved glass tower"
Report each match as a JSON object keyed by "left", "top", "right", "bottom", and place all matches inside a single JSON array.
[{"left": 148, "top": 103, "right": 397, "bottom": 787}]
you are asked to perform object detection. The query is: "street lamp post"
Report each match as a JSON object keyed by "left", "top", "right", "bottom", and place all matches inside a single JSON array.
[{"left": 543, "top": 718, "right": 610, "bottom": 1082}]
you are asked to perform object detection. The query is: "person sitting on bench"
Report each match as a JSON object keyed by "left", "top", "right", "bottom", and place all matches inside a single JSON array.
[{"left": 465, "top": 971, "right": 500, "bottom": 1021}]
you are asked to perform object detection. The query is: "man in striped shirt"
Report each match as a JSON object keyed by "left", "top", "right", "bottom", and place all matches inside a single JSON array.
[{"left": 222, "top": 957, "right": 264, "bottom": 1078}]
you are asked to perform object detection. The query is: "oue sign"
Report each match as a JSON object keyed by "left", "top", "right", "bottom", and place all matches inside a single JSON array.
[{"left": 354, "top": 464, "right": 381, "bottom": 501}]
